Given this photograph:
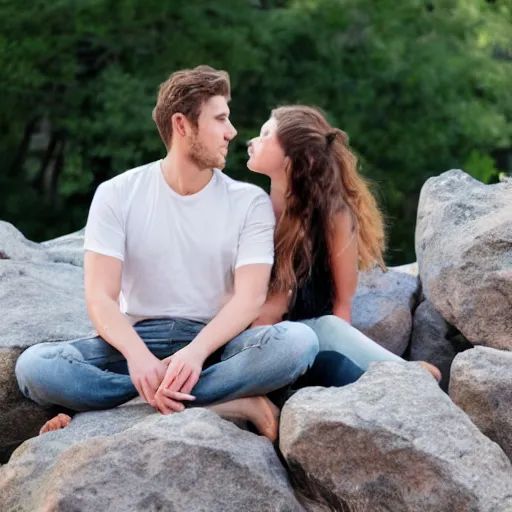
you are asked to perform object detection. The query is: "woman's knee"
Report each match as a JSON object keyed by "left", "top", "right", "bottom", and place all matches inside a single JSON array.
[
  {"left": 307, "top": 315, "right": 353, "bottom": 352},
  {"left": 314, "top": 314, "right": 348, "bottom": 331}
]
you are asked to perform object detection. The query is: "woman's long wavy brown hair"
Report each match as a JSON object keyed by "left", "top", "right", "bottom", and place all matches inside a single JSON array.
[{"left": 271, "top": 105, "right": 386, "bottom": 294}]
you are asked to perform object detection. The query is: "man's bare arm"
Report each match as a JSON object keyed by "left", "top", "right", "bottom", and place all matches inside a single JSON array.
[
  {"left": 85, "top": 251, "right": 189, "bottom": 410},
  {"left": 156, "top": 263, "right": 271, "bottom": 400},
  {"left": 190, "top": 263, "right": 271, "bottom": 357},
  {"left": 84, "top": 251, "right": 148, "bottom": 359}
]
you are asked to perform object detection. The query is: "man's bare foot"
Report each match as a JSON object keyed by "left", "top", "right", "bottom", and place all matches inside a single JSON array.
[
  {"left": 39, "top": 413, "right": 72, "bottom": 435},
  {"left": 242, "top": 396, "right": 280, "bottom": 442},
  {"left": 417, "top": 361, "right": 442, "bottom": 382},
  {"left": 209, "top": 396, "right": 280, "bottom": 442}
]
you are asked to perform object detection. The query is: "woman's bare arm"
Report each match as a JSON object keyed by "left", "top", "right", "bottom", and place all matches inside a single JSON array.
[
  {"left": 328, "top": 211, "right": 359, "bottom": 324},
  {"left": 251, "top": 290, "right": 291, "bottom": 327}
]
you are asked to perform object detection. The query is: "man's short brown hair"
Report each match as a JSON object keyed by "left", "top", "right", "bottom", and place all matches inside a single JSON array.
[{"left": 153, "top": 65, "right": 231, "bottom": 149}]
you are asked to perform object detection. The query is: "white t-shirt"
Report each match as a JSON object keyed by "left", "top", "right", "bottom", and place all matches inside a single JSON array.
[{"left": 84, "top": 160, "right": 275, "bottom": 324}]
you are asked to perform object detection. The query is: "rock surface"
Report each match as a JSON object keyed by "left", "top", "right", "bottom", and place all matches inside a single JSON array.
[
  {"left": 280, "top": 362, "right": 512, "bottom": 511},
  {"left": 409, "top": 300, "right": 473, "bottom": 391},
  {"left": 41, "top": 228, "right": 86, "bottom": 267},
  {"left": 0, "top": 260, "right": 92, "bottom": 351},
  {"left": 450, "top": 346, "right": 512, "bottom": 462},
  {"left": 0, "top": 222, "right": 92, "bottom": 462},
  {"left": 0, "top": 403, "right": 303, "bottom": 512},
  {"left": 0, "top": 348, "right": 59, "bottom": 463},
  {"left": 415, "top": 170, "right": 512, "bottom": 350},
  {"left": 389, "top": 262, "right": 419, "bottom": 277},
  {"left": 0, "top": 221, "right": 52, "bottom": 263},
  {"left": 352, "top": 267, "right": 420, "bottom": 356}
]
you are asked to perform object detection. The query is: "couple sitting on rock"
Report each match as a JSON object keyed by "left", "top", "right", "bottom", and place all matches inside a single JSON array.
[{"left": 15, "top": 65, "right": 441, "bottom": 440}]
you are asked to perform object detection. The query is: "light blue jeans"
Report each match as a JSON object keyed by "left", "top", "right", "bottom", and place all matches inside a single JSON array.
[
  {"left": 300, "top": 315, "right": 403, "bottom": 371},
  {"left": 15, "top": 318, "right": 319, "bottom": 412}
]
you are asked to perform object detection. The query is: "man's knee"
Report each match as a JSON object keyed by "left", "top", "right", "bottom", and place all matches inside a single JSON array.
[
  {"left": 278, "top": 321, "right": 319, "bottom": 365},
  {"left": 15, "top": 343, "right": 61, "bottom": 400}
]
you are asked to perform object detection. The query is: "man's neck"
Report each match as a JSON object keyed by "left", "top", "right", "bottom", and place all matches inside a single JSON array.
[{"left": 161, "top": 151, "right": 213, "bottom": 196}]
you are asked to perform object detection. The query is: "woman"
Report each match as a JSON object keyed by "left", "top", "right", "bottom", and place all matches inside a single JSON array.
[{"left": 247, "top": 105, "right": 440, "bottom": 385}]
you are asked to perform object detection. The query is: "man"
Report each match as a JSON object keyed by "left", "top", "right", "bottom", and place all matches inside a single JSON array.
[{"left": 15, "top": 65, "right": 319, "bottom": 441}]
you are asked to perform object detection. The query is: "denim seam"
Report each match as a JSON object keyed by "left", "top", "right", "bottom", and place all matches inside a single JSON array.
[
  {"left": 59, "top": 351, "right": 88, "bottom": 364},
  {"left": 221, "top": 343, "right": 263, "bottom": 362},
  {"left": 221, "top": 324, "right": 286, "bottom": 362}
]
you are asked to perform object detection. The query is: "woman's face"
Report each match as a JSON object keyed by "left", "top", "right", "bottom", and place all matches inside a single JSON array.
[{"left": 247, "top": 117, "right": 287, "bottom": 179}]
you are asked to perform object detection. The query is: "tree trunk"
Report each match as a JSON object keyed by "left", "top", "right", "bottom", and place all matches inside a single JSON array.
[
  {"left": 7, "top": 117, "right": 40, "bottom": 177},
  {"left": 33, "top": 131, "right": 58, "bottom": 193},
  {"left": 48, "top": 138, "right": 65, "bottom": 209}
]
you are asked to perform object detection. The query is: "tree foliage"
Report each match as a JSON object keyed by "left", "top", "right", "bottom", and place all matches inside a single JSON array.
[{"left": 1, "top": 0, "right": 511, "bottom": 263}]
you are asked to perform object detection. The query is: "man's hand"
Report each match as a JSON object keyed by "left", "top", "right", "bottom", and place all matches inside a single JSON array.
[
  {"left": 127, "top": 351, "right": 195, "bottom": 413},
  {"left": 126, "top": 351, "right": 167, "bottom": 406},
  {"left": 154, "top": 345, "right": 205, "bottom": 414}
]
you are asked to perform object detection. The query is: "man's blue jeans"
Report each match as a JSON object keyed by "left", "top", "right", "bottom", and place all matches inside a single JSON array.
[{"left": 15, "top": 318, "right": 319, "bottom": 411}]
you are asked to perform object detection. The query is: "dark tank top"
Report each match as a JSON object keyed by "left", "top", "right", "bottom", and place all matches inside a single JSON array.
[{"left": 286, "top": 226, "right": 335, "bottom": 322}]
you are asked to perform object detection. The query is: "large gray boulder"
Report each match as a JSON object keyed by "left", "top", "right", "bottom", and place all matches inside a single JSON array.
[
  {"left": 352, "top": 267, "right": 420, "bottom": 356},
  {"left": 0, "top": 349, "right": 60, "bottom": 463},
  {"left": 41, "top": 228, "right": 86, "bottom": 267},
  {"left": 0, "top": 223, "right": 91, "bottom": 351},
  {"left": 415, "top": 170, "right": 512, "bottom": 350},
  {"left": 389, "top": 262, "right": 419, "bottom": 277},
  {"left": 0, "top": 221, "right": 52, "bottom": 263},
  {"left": 409, "top": 300, "right": 472, "bottom": 391},
  {"left": 450, "top": 346, "right": 512, "bottom": 462},
  {"left": 0, "top": 261, "right": 92, "bottom": 348},
  {"left": 0, "top": 221, "right": 85, "bottom": 266},
  {"left": 0, "top": 402, "right": 303, "bottom": 512},
  {"left": 280, "top": 362, "right": 512, "bottom": 511},
  {"left": 0, "top": 222, "right": 92, "bottom": 462}
]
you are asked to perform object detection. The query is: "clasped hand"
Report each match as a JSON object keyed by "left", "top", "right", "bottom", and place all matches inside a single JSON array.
[{"left": 128, "top": 344, "right": 205, "bottom": 415}]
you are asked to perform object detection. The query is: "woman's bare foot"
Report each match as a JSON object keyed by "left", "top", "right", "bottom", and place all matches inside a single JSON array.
[
  {"left": 417, "top": 361, "right": 442, "bottom": 382},
  {"left": 39, "top": 413, "right": 72, "bottom": 435},
  {"left": 208, "top": 396, "right": 280, "bottom": 442}
]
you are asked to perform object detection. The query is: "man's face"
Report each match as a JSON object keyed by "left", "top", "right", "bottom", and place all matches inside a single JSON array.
[{"left": 187, "top": 95, "right": 237, "bottom": 170}]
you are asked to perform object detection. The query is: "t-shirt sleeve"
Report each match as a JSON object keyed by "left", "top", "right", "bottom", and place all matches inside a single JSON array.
[
  {"left": 235, "top": 193, "right": 276, "bottom": 269},
  {"left": 83, "top": 181, "right": 126, "bottom": 261}
]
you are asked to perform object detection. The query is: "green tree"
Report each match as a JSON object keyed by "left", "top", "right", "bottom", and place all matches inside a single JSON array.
[
  {"left": 1, "top": 0, "right": 511, "bottom": 263},
  {"left": 244, "top": 0, "right": 512, "bottom": 260}
]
